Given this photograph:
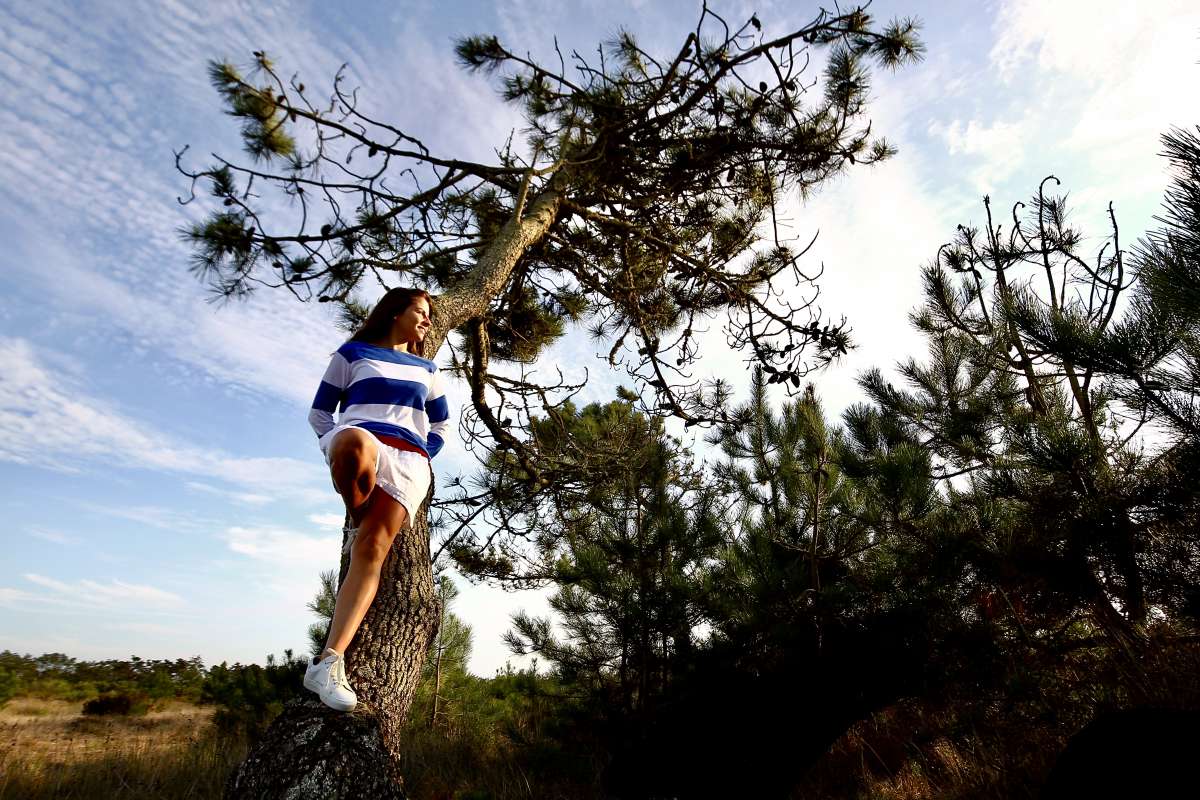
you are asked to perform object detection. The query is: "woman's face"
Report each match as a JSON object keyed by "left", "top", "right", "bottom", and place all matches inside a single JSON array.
[{"left": 394, "top": 297, "right": 432, "bottom": 345}]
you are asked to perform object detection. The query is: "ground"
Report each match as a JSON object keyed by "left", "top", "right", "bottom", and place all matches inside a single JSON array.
[{"left": 0, "top": 698, "right": 240, "bottom": 800}]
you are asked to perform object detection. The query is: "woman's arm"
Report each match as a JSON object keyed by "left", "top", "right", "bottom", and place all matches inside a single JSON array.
[
  {"left": 425, "top": 367, "right": 450, "bottom": 458},
  {"left": 309, "top": 349, "right": 350, "bottom": 439}
]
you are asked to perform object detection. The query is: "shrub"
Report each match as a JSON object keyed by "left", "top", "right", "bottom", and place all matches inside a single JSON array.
[
  {"left": 200, "top": 651, "right": 306, "bottom": 740},
  {"left": 82, "top": 690, "right": 151, "bottom": 716}
]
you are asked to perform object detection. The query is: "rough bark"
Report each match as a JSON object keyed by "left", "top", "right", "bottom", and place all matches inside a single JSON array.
[
  {"left": 435, "top": 178, "right": 565, "bottom": 326},
  {"left": 343, "top": 489, "right": 441, "bottom": 746},
  {"left": 224, "top": 491, "right": 438, "bottom": 799},
  {"left": 226, "top": 701, "right": 406, "bottom": 800}
]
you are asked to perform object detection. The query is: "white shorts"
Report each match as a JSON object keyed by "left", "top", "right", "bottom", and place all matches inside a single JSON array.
[{"left": 319, "top": 424, "right": 433, "bottom": 525}]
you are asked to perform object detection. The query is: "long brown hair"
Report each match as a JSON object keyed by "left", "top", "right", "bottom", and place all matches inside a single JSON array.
[{"left": 349, "top": 287, "right": 433, "bottom": 357}]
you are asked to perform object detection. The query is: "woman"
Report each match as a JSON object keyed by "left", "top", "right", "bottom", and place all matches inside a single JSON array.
[{"left": 303, "top": 287, "right": 449, "bottom": 711}]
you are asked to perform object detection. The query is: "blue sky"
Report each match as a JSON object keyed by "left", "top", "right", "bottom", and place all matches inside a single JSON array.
[{"left": 1, "top": 0, "right": 1197, "bottom": 675}]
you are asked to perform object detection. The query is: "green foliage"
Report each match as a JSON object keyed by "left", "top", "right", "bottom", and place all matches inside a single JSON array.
[
  {"left": 199, "top": 651, "right": 306, "bottom": 740},
  {"left": 0, "top": 651, "right": 208, "bottom": 706},
  {"left": 306, "top": 569, "right": 337, "bottom": 658},
  {"left": 413, "top": 574, "right": 476, "bottom": 731},
  {"left": 504, "top": 398, "right": 722, "bottom": 721},
  {"left": 426, "top": 576, "right": 473, "bottom": 678},
  {"left": 206, "top": 59, "right": 296, "bottom": 161},
  {"left": 1087, "top": 126, "right": 1200, "bottom": 442},
  {"left": 400, "top": 664, "right": 601, "bottom": 799},
  {"left": 0, "top": 664, "right": 17, "bottom": 707},
  {"left": 859, "top": 175, "right": 1200, "bottom": 649},
  {"left": 486, "top": 282, "right": 567, "bottom": 363}
]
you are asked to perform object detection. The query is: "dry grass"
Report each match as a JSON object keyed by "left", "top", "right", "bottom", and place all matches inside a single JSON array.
[
  {"left": 0, "top": 698, "right": 592, "bottom": 800},
  {"left": 794, "top": 637, "right": 1200, "bottom": 800},
  {"left": 792, "top": 700, "right": 1066, "bottom": 800},
  {"left": 397, "top": 724, "right": 602, "bottom": 800},
  {"left": 0, "top": 698, "right": 245, "bottom": 800}
]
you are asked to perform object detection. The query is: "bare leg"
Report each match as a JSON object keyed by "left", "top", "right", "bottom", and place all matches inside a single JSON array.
[
  {"left": 327, "top": 428, "right": 380, "bottom": 524},
  {"left": 325, "top": 489, "right": 409, "bottom": 655}
]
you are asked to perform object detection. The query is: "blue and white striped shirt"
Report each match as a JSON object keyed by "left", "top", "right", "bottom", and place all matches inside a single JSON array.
[{"left": 308, "top": 341, "right": 451, "bottom": 458}]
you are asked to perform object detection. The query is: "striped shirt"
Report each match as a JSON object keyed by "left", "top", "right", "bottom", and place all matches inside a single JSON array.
[{"left": 308, "top": 341, "right": 450, "bottom": 459}]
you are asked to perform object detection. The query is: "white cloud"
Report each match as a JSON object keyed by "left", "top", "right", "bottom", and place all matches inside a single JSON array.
[
  {"left": 0, "top": 587, "right": 37, "bottom": 607},
  {"left": 928, "top": 117, "right": 1029, "bottom": 193},
  {"left": 222, "top": 525, "right": 340, "bottom": 566},
  {"left": 78, "top": 502, "right": 212, "bottom": 533},
  {"left": 0, "top": 0, "right": 383, "bottom": 411},
  {"left": 28, "top": 527, "right": 81, "bottom": 546},
  {"left": 23, "top": 573, "right": 184, "bottom": 608},
  {"left": 186, "top": 482, "right": 274, "bottom": 506},
  {"left": 0, "top": 336, "right": 328, "bottom": 502},
  {"left": 989, "top": 0, "right": 1191, "bottom": 83},
  {"left": 308, "top": 512, "right": 346, "bottom": 529},
  {"left": 986, "top": 0, "right": 1200, "bottom": 226},
  {"left": 104, "top": 621, "right": 186, "bottom": 637}
]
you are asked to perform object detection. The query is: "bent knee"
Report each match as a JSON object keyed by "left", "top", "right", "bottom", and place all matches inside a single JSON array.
[
  {"left": 330, "top": 430, "right": 376, "bottom": 471},
  {"left": 352, "top": 527, "right": 394, "bottom": 565}
]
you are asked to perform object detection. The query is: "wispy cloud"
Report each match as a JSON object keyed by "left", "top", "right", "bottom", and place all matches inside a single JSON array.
[
  {"left": 0, "top": 336, "right": 327, "bottom": 502},
  {"left": 77, "top": 501, "right": 213, "bottom": 533},
  {"left": 987, "top": 0, "right": 1200, "bottom": 222},
  {"left": 222, "top": 525, "right": 339, "bottom": 566},
  {"left": 104, "top": 621, "right": 187, "bottom": 637},
  {"left": 0, "top": 1, "right": 381, "bottom": 409},
  {"left": 28, "top": 527, "right": 82, "bottom": 546},
  {"left": 927, "top": 117, "right": 1029, "bottom": 194},
  {"left": 308, "top": 513, "right": 345, "bottom": 530},
  {"left": 0, "top": 587, "right": 37, "bottom": 607},
  {"left": 0, "top": 0, "right": 522, "bottom": 414},
  {"left": 22, "top": 573, "right": 183, "bottom": 609},
  {"left": 187, "top": 482, "right": 274, "bottom": 506}
]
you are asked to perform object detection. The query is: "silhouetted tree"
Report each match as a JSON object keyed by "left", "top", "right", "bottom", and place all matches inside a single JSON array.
[
  {"left": 860, "top": 167, "right": 1199, "bottom": 655},
  {"left": 705, "top": 369, "right": 861, "bottom": 651},
  {"left": 1029, "top": 127, "right": 1200, "bottom": 623},
  {"left": 503, "top": 398, "right": 722, "bottom": 719}
]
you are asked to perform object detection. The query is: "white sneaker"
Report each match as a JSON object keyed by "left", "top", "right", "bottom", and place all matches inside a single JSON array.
[{"left": 304, "top": 652, "right": 357, "bottom": 712}]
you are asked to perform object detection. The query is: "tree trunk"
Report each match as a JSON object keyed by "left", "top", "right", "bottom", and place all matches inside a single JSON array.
[
  {"left": 226, "top": 492, "right": 440, "bottom": 799},
  {"left": 430, "top": 636, "right": 443, "bottom": 729},
  {"left": 225, "top": 175, "right": 564, "bottom": 799},
  {"left": 225, "top": 701, "right": 407, "bottom": 799}
]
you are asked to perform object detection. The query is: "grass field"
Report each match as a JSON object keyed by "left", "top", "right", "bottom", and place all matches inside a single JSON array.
[
  {"left": 0, "top": 698, "right": 245, "bottom": 800},
  {"left": 0, "top": 695, "right": 1049, "bottom": 800}
]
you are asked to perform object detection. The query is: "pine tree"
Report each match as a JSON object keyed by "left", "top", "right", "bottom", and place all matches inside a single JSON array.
[
  {"left": 858, "top": 174, "right": 1192, "bottom": 653},
  {"left": 503, "top": 398, "right": 722, "bottom": 721},
  {"left": 665, "top": 369, "right": 968, "bottom": 797},
  {"left": 180, "top": 6, "right": 923, "bottom": 793},
  {"left": 1064, "top": 127, "right": 1200, "bottom": 622},
  {"left": 424, "top": 575, "right": 472, "bottom": 729},
  {"left": 306, "top": 569, "right": 337, "bottom": 659},
  {"left": 1075, "top": 127, "right": 1200, "bottom": 442},
  {"left": 705, "top": 369, "right": 862, "bottom": 650}
]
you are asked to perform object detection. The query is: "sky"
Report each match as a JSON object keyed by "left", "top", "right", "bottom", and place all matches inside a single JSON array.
[{"left": 1, "top": 0, "right": 1197, "bottom": 676}]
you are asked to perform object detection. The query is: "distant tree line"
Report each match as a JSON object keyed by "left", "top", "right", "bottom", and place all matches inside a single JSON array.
[{"left": 0, "top": 651, "right": 207, "bottom": 707}]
